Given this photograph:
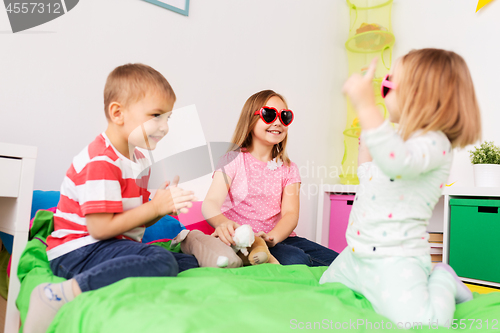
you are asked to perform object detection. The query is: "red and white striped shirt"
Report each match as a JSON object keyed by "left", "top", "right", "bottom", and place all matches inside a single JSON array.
[{"left": 46, "top": 133, "right": 151, "bottom": 261}]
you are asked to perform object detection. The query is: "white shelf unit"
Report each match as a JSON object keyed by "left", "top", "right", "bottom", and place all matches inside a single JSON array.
[{"left": 0, "top": 142, "right": 37, "bottom": 333}]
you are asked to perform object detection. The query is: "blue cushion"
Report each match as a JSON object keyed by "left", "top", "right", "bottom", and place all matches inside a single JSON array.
[
  {"left": 0, "top": 234, "right": 13, "bottom": 254},
  {"left": 142, "top": 215, "right": 185, "bottom": 243},
  {"left": 0, "top": 190, "right": 61, "bottom": 254},
  {"left": 31, "top": 190, "right": 61, "bottom": 219}
]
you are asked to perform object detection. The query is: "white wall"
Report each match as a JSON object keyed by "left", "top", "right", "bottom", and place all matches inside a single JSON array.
[
  {"left": 392, "top": 0, "right": 500, "bottom": 187},
  {"left": 1, "top": 0, "right": 499, "bottom": 240}
]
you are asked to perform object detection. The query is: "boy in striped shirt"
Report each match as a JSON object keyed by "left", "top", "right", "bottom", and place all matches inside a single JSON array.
[{"left": 24, "top": 64, "right": 197, "bottom": 333}]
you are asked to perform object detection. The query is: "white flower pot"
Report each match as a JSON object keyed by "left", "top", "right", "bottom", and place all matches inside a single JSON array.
[{"left": 473, "top": 164, "right": 500, "bottom": 187}]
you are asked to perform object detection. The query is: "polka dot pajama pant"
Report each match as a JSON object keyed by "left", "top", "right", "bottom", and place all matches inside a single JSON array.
[{"left": 320, "top": 248, "right": 457, "bottom": 326}]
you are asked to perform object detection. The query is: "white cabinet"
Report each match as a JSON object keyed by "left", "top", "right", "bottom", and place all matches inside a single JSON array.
[{"left": 0, "top": 142, "right": 37, "bottom": 333}]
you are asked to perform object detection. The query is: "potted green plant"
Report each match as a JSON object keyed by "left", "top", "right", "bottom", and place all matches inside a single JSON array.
[{"left": 469, "top": 141, "right": 500, "bottom": 187}]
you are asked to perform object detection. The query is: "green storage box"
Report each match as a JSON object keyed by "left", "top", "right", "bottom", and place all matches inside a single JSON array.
[{"left": 449, "top": 198, "right": 500, "bottom": 284}]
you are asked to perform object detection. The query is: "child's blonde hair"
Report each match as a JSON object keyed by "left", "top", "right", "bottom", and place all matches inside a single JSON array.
[
  {"left": 397, "top": 48, "right": 481, "bottom": 148},
  {"left": 231, "top": 90, "right": 290, "bottom": 165},
  {"left": 103, "top": 63, "right": 176, "bottom": 119}
]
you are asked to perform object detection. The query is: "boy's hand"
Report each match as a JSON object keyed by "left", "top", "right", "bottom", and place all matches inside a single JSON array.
[
  {"left": 211, "top": 221, "right": 240, "bottom": 246},
  {"left": 256, "top": 231, "right": 277, "bottom": 248},
  {"left": 342, "top": 58, "right": 377, "bottom": 113},
  {"left": 151, "top": 176, "right": 195, "bottom": 217}
]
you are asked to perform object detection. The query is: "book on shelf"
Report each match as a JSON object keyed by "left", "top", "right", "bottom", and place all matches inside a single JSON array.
[
  {"left": 430, "top": 247, "right": 443, "bottom": 255},
  {"left": 428, "top": 232, "right": 443, "bottom": 265},
  {"left": 431, "top": 254, "right": 443, "bottom": 262},
  {"left": 428, "top": 232, "right": 443, "bottom": 243}
]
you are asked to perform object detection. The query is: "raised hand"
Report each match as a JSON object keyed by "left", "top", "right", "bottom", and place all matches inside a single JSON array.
[
  {"left": 342, "top": 57, "right": 378, "bottom": 113},
  {"left": 343, "top": 58, "right": 384, "bottom": 130}
]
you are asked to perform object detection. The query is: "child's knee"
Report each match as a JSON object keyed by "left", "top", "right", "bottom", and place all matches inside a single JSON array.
[
  {"left": 276, "top": 251, "right": 312, "bottom": 266},
  {"left": 151, "top": 247, "right": 179, "bottom": 276}
]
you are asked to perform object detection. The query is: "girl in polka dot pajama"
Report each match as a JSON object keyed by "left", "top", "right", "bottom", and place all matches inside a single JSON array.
[
  {"left": 320, "top": 49, "right": 482, "bottom": 326},
  {"left": 202, "top": 90, "right": 339, "bottom": 266}
]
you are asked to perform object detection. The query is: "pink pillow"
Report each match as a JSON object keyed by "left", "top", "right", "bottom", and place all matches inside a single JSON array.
[
  {"left": 176, "top": 202, "right": 204, "bottom": 226},
  {"left": 186, "top": 221, "right": 215, "bottom": 235},
  {"left": 177, "top": 201, "right": 215, "bottom": 235}
]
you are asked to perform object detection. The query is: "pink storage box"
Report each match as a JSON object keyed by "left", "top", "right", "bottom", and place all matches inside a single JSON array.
[{"left": 328, "top": 194, "right": 355, "bottom": 253}]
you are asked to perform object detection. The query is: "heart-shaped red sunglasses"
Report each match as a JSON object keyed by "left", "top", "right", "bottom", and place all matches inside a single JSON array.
[
  {"left": 254, "top": 107, "right": 294, "bottom": 126},
  {"left": 381, "top": 74, "right": 396, "bottom": 98}
]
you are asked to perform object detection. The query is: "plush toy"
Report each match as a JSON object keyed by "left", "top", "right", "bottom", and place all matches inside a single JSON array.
[
  {"left": 171, "top": 225, "right": 279, "bottom": 268},
  {"left": 171, "top": 229, "right": 243, "bottom": 268},
  {"left": 232, "top": 225, "right": 279, "bottom": 266}
]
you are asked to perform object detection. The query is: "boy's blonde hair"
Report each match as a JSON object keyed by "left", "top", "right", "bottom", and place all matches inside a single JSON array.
[
  {"left": 231, "top": 90, "right": 290, "bottom": 165},
  {"left": 397, "top": 48, "right": 481, "bottom": 148},
  {"left": 103, "top": 63, "right": 176, "bottom": 119}
]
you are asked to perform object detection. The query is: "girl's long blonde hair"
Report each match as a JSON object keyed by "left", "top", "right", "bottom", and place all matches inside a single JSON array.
[
  {"left": 230, "top": 90, "right": 290, "bottom": 165},
  {"left": 397, "top": 48, "right": 481, "bottom": 148}
]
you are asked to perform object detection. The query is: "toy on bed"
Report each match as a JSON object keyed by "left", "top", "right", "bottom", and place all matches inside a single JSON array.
[
  {"left": 171, "top": 224, "right": 279, "bottom": 268},
  {"left": 232, "top": 225, "right": 279, "bottom": 266}
]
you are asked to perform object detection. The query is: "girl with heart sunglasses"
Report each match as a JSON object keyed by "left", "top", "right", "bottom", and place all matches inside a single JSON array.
[{"left": 202, "top": 90, "right": 339, "bottom": 268}]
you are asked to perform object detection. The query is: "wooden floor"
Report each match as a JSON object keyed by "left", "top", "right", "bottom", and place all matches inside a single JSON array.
[
  {"left": 465, "top": 283, "right": 500, "bottom": 294},
  {"left": 0, "top": 296, "right": 6, "bottom": 333}
]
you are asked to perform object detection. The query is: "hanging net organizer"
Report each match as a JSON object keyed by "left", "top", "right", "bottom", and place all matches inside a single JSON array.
[{"left": 340, "top": 0, "right": 395, "bottom": 184}]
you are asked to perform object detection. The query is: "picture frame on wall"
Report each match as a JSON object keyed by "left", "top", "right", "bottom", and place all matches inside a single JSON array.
[{"left": 142, "top": 0, "right": 190, "bottom": 16}]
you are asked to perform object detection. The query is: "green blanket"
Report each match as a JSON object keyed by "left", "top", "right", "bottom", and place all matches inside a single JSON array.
[{"left": 17, "top": 211, "right": 500, "bottom": 332}]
